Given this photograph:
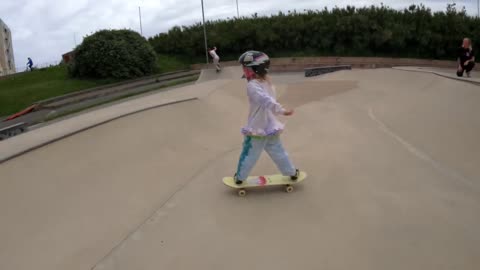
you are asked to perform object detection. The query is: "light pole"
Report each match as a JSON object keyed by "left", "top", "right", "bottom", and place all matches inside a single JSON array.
[
  {"left": 236, "top": 0, "right": 240, "bottom": 17},
  {"left": 139, "top": 6, "right": 143, "bottom": 36},
  {"left": 201, "top": 0, "right": 209, "bottom": 64}
]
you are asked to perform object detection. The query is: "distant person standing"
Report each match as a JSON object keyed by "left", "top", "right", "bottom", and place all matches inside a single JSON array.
[
  {"left": 457, "top": 38, "right": 475, "bottom": 77},
  {"left": 27, "top": 57, "right": 33, "bottom": 71},
  {"left": 209, "top": 47, "right": 221, "bottom": 72}
]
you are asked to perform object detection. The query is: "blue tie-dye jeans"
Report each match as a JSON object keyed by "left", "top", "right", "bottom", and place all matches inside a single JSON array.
[{"left": 235, "top": 135, "right": 296, "bottom": 181}]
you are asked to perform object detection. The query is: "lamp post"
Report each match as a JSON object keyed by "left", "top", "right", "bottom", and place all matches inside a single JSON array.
[
  {"left": 236, "top": 0, "right": 240, "bottom": 17},
  {"left": 139, "top": 6, "right": 143, "bottom": 36},
  {"left": 201, "top": 0, "right": 209, "bottom": 64}
]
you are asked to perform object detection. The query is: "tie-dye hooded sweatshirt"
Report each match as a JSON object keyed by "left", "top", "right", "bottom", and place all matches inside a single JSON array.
[{"left": 241, "top": 79, "right": 286, "bottom": 136}]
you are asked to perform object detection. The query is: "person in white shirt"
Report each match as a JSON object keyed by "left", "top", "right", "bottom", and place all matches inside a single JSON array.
[
  {"left": 209, "top": 47, "right": 221, "bottom": 72},
  {"left": 233, "top": 50, "right": 300, "bottom": 185}
]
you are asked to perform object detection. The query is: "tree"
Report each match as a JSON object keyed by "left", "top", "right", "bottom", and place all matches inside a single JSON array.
[
  {"left": 70, "top": 29, "right": 157, "bottom": 79},
  {"left": 148, "top": 4, "right": 478, "bottom": 61}
]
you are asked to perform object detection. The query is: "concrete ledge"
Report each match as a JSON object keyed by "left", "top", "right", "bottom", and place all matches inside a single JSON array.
[
  {"left": 0, "top": 122, "right": 27, "bottom": 140},
  {"left": 191, "top": 57, "right": 457, "bottom": 72},
  {"left": 305, "top": 65, "right": 352, "bottom": 77},
  {"left": 36, "top": 70, "right": 199, "bottom": 107},
  {"left": 393, "top": 66, "right": 480, "bottom": 86}
]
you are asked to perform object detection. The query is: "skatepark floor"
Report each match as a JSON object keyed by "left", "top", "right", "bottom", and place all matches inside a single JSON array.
[{"left": 0, "top": 67, "right": 479, "bottom": 270}]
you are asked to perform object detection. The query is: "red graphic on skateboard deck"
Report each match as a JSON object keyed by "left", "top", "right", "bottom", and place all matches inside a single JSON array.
[{"left": 247, "top": 176, "right": 267, "bottom": 186}]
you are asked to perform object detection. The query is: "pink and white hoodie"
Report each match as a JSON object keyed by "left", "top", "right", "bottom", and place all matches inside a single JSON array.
[{"left": 241, "top": 79, "right": 286, "bottom": 136}]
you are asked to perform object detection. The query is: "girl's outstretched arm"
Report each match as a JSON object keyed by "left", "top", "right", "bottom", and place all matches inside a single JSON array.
[{"left": 247, "top": 83, "right": 288, "bottom": 115}]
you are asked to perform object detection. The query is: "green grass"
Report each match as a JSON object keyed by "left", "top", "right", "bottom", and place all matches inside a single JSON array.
[
  {"left": 0, "top": 55, "right": 192, "bottom": 117},
  {"left": 0, "top": 65, "right": 117, "bottom": 116},
  {"left": 156, "top": 54, "right": 191, "bottom": 73}
]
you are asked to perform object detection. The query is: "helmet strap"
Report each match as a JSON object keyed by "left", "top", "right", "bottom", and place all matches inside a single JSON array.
[{"left": 242, "top": 66, "right": 257, "bottom": 81}]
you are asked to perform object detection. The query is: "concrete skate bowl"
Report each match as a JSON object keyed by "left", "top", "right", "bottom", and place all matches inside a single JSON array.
[{"left": 1, "top": 68, "right": 480, "bottom": 270}]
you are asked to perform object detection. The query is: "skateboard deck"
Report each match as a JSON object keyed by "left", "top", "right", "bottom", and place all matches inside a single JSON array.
[{"left": 223, "top": 171, "right": 307, "bottom": 196}]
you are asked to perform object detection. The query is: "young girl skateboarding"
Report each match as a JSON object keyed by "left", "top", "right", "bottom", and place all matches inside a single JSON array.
[{"left": 233, "top": 51, "right": 299, "bottom": 185}]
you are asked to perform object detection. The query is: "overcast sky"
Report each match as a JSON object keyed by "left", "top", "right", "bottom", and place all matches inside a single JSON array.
[{"left": 1, "top": 0, "right": 477, "bottom": 70}]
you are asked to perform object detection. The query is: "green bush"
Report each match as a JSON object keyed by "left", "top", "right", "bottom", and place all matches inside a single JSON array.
[
  {"left": 149, "top": 4, "right": 480, "bottom": 61},
  {"left": 70, "top": 29, "right": 157, "bottom": 79}
]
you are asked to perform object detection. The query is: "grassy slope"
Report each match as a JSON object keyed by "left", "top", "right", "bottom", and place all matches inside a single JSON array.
[
  {"left": 156, "top": 54, "right": 190, "bottom": 73},
  {"left": 0, "top": 65, "right": 115, "bottom": 116},
  {"left": 0, "top": 55, "right": 191, "bottom": 116}
]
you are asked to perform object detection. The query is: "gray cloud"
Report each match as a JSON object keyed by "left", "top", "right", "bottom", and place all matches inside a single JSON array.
[{"left": 1, "top": 0, "right": 477, "bottom": 69}]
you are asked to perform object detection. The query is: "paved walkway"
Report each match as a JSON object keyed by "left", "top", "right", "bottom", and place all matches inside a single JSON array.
[{"left": 0, "top": 67, "right": 479, "bottom": 270}]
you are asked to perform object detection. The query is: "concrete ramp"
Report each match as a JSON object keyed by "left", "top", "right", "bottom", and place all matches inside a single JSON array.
[{"left": 196, "top": 66, "right": 243, "bottom": 84}]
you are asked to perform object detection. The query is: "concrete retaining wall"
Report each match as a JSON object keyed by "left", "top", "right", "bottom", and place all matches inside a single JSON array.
[{"left": 191, "top": 57, "right": 457, "bottom": 72}]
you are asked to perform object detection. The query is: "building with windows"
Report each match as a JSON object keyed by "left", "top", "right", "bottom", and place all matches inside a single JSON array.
[{"left": 0, "top": 19, "right": 16, "bottom": 76}]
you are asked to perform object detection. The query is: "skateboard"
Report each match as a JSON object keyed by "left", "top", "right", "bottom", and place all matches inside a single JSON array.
[{"left": 223, "top": 171, "right": 307, "bottom": 196}]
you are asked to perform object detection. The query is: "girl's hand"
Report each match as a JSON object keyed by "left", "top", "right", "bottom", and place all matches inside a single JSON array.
[{"left": 283, "top": 109, "right": 294, "bottom": 116}]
